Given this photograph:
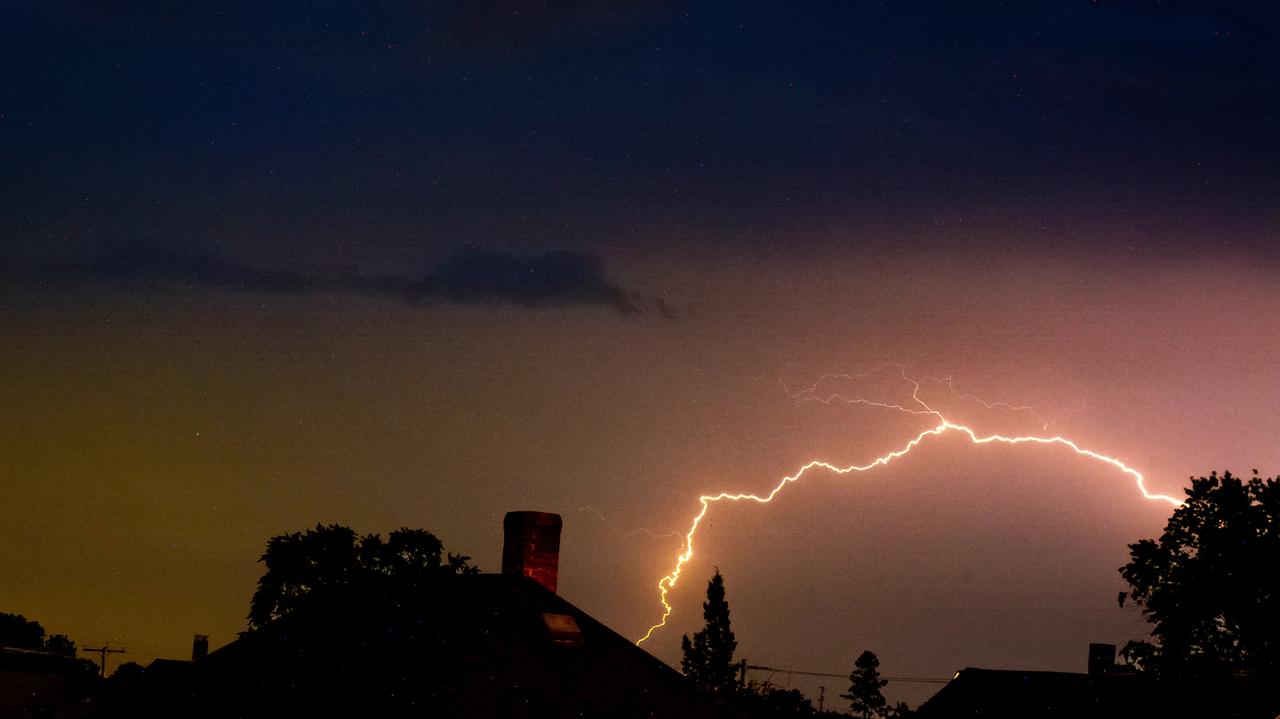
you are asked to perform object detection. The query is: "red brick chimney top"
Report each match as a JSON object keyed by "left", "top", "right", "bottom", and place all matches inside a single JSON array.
[{"left": 502, "top": 511, "right": 562, "bottom": 593}]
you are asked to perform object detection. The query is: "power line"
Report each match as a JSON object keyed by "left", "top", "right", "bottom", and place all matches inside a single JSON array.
[
  {"left": 82, "top": 644, "right": 125, "bottom": 678},
  {"left": 745, "top": 664, "right": 951, "bottom": 684}
]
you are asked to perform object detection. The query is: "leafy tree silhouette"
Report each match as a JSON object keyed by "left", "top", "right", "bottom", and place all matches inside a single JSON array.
[
  {"left": 739, "top": 681, "right": 818, "bottom": 716},
  {"left": 0, "top": 611, "right": 76, "bottom": 655},
  {"left": 109, "top": 661, "right": 146, "bottom": 681},
  {"left": 249, "top": 524, "right": 476, "bottom": 628},
  {"left": 1118, "top": 470, "right": 1280, "bottom": 683},
  {"left": 842, "top": 649, "right": 888, "bottom": 719},
  {"left": 0, "top": 612, "right": 46, "bottom": 649},
  {"left": 887, "top": 700, "right": 915, "bottom": 718},
  {"left": 680, "top": 568, "right": 745, "bottom": 695}
]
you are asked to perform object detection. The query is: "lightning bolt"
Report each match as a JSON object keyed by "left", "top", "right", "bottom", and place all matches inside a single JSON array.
[
  {"left": 636, "top": 367, "right": 1182, "bottom": 645},
  {"left": 931, "top": 374, "right": 1053, "bottom": 431},
  {"left": 579, "top": 505, "right": 682, "bottom": 542}
]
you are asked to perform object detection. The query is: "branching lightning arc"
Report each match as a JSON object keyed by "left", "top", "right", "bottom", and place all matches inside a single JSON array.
[{"left": 635, "top": 366, "right": 1183, "bottom": 646}]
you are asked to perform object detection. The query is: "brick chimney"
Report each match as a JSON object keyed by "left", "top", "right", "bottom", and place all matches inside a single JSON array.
[
  {"left": 502, "top": 511, "right": 562, "bottom": 593},
  {"left": 192, "top": 634, "right": 209, "bottom": 662},
  {"left": 1088, "top": 643, "right": 1115, "bottom": 676}
]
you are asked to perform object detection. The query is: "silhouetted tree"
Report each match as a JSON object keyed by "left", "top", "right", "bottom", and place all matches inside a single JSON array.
[
  {"left": 94, "top": 660, "right": 142, "bottom": 704},
  {"left": 842, "top": 650, "right": 888, "bottom": 719},
  {"left": 739, "top": 681, "right": 817, "bottom": 717},
  {"left": 681, "top": 569, "right": 745, "bottom": 694},
  {"left": 249, "top": 524, "right": 476, "bottom": 628},
  {"left": 887, "top": 700, "right": 915, "bottom": 718},
  {"left": 44, "top": 633, "right": 75, "bottom": 654},
  {"left": 0, "top": 612, "right": 45, "bottom": 649},
  {"left": 1118, "top": 471, "right": 1280, "bottom": 682},
  {"left": 110, "top": 661, "right": 145, "bottom": 680},
  {"left": 0, "top": 612, "right": 76, "bottom": 654}
]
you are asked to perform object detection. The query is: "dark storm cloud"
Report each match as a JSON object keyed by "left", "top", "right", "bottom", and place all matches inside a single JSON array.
[
  {"left": 5, "top": 3, "right": 1277, "bottom": 261},
  {"left": 34, "top": 243, "right": 670, "bottom": 318}
]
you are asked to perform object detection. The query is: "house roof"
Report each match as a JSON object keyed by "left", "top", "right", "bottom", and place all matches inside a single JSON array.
[
  {"left": 95, "top": 573, "right": 745, "bottom": 719},
  {"left": 1, "top": 647, "right": 97, "bottom": 717},
  {"left": 915, "top": 667, "right": 1127, "bottom": 718},
  {"left": 916, "top": 666, "right": 1276, "bottom": 719}
]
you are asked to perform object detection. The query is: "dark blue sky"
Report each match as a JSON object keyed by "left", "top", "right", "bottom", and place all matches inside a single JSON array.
[{"left": 4, "top": 1, "right": 1277, "bottom": 268}]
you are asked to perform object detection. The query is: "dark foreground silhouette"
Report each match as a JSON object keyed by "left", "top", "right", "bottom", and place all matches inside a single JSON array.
[{"left": 93, "top": 573, "right": 743, "bottom": 719}]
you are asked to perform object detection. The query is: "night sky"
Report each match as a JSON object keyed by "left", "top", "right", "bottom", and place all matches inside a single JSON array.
[{"left": 3, "top": 1, "right": 1278, "bottom": 707}]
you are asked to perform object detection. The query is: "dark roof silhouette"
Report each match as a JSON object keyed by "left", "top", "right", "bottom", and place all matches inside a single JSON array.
[
  {"left": 916, "top": 666, "right": 1275, "bottom": 719},
  {"left": 915, "top": 667, "right": 1132, "bottom": 718},
  {"left": 95, "top": 573, "right": 745, "bottom": 719},
  {"left": 1, "top": 647, "right": 97, "bottom": 718}
]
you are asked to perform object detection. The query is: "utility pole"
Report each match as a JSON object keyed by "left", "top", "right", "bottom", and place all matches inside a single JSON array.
[
  {"left": 82, "top": 644, "right": 125, "bottom": 678},
  {"left": 818, "top": 685, "right": 825, "bottom": 712}
]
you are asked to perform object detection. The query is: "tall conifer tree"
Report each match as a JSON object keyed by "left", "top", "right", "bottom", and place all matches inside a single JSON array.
[{"left": 680, "top": 569, "right": 743, "bottom": 694}]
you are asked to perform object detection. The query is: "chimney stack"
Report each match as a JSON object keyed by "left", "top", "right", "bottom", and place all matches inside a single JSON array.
[
  {"left": 192, "top": 634, "right": 209, "bottom": 662},
  {"left": 502, "top": 511, "right": 562, "bottom": 593},
  {"left": 1088, "top": 643, "right": 1115, "bottom": 676}
]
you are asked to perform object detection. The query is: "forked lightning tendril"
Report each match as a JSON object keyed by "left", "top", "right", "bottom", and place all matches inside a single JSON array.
[{"left": 636, "top": 367, "right": 1182, "bottom": 645}]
